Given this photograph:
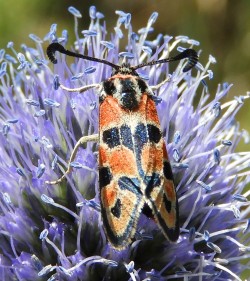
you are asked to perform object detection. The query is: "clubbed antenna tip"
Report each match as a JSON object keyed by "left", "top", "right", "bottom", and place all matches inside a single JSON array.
[
  {"left": 133, "top": 48, "right": 198, "bottom": 72},
  {"left": 47, "top": 43, "right": 64, "bottom": 64},
  {"left": 47, "top": 43, "right": 198, "bottom": 73},
  {"left": 181, "top": 49, "right": 198, "bottom": 72},
  {"left": 46, "top": 42, "right": 119, "bottom": 69}
]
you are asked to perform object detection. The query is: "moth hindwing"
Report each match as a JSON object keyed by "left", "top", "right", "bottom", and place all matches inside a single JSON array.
[{"left": 46, "top": 43, "right": 198, "bottom": 249}]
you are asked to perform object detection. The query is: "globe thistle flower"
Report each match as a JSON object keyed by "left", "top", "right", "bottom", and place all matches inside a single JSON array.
[{"left": 0, "top": 5, "right": 250, "bottom": 281}]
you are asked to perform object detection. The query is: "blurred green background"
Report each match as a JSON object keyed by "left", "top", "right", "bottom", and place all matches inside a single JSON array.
[
  {"left": 0, "top": 0, "right": 249, "bottom": 278},
  {"left": 0, "top": 0, "right": 250, "bottom": 150}
]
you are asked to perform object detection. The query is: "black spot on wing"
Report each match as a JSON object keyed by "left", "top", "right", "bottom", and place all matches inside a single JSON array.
[
  {"left": 102, "top": 127, "right": 120, "bottom": 148},
  {"left": 163, "top": 161, "right": 174, "bottom": 181},
  {"left": 163, "top": 194, "right": 172, "bottom": 213},
  {"left": 147, "top": 124, "right": 161, "bottom": 143},
  {"left": 99, "top": 166, "right": 112, "bottom": 188},
  {"left": 120, "top": 125, "right": 133, "bottom": 150},
  {"left": 102, "top": 176, "right": 143, "bottom": 248},
  {"left": 142, "top": 203, "right": 153, "bottom": 218},
  {"left": 101, "top": 207, "right": 130, "bottom": 248},
  {"left": 111, "top": 198, "right": 122, "bottom": 218}
]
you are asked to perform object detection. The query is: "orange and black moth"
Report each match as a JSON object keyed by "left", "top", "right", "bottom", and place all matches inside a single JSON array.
[{"left": 46, "top": 43, "right": 198, "bottom": 249}]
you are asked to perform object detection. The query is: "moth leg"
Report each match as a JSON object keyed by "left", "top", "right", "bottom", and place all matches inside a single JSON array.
[
  {"left": 60, "top": 83, "right": 99, "bottom": 93},
  {"left": 46, "top": 134, "right": 99, "bottom": 185},
  {"left": 151, "top": 76, "right": 171, "bottom": 91}
]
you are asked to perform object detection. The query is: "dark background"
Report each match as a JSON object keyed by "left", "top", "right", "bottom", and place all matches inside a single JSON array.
[{"left": 1, "top": 1, "right": 250, "bottom": 151}]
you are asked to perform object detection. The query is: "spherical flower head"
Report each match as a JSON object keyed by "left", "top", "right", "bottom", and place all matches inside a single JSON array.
[{"left": 0, "top": 6, "right": 249, "bottom": 281}]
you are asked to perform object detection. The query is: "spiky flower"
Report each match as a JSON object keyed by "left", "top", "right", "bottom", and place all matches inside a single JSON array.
[{"left": 0, "top": 6, "right": 249, "bottom": 281}]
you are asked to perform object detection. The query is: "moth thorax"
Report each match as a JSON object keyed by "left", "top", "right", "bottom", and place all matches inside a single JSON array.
[
  {"left": 117, "top": 78, "right": 142, "bottom": 110},
  {"left": 119, "top": 91, "right": 138, "bottom": 110}
]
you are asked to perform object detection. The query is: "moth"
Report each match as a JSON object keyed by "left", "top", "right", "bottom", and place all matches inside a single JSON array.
[{"left": 46, "top": 42, "right": 198, "bottom": 249}]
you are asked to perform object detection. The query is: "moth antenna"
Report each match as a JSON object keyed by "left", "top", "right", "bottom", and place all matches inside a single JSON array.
[
  {"left": 132, "top": 48, "right": 198, "bottom": 72},
  {"left": 47, "top": 42, "right": 119, "bottom": 69}
]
